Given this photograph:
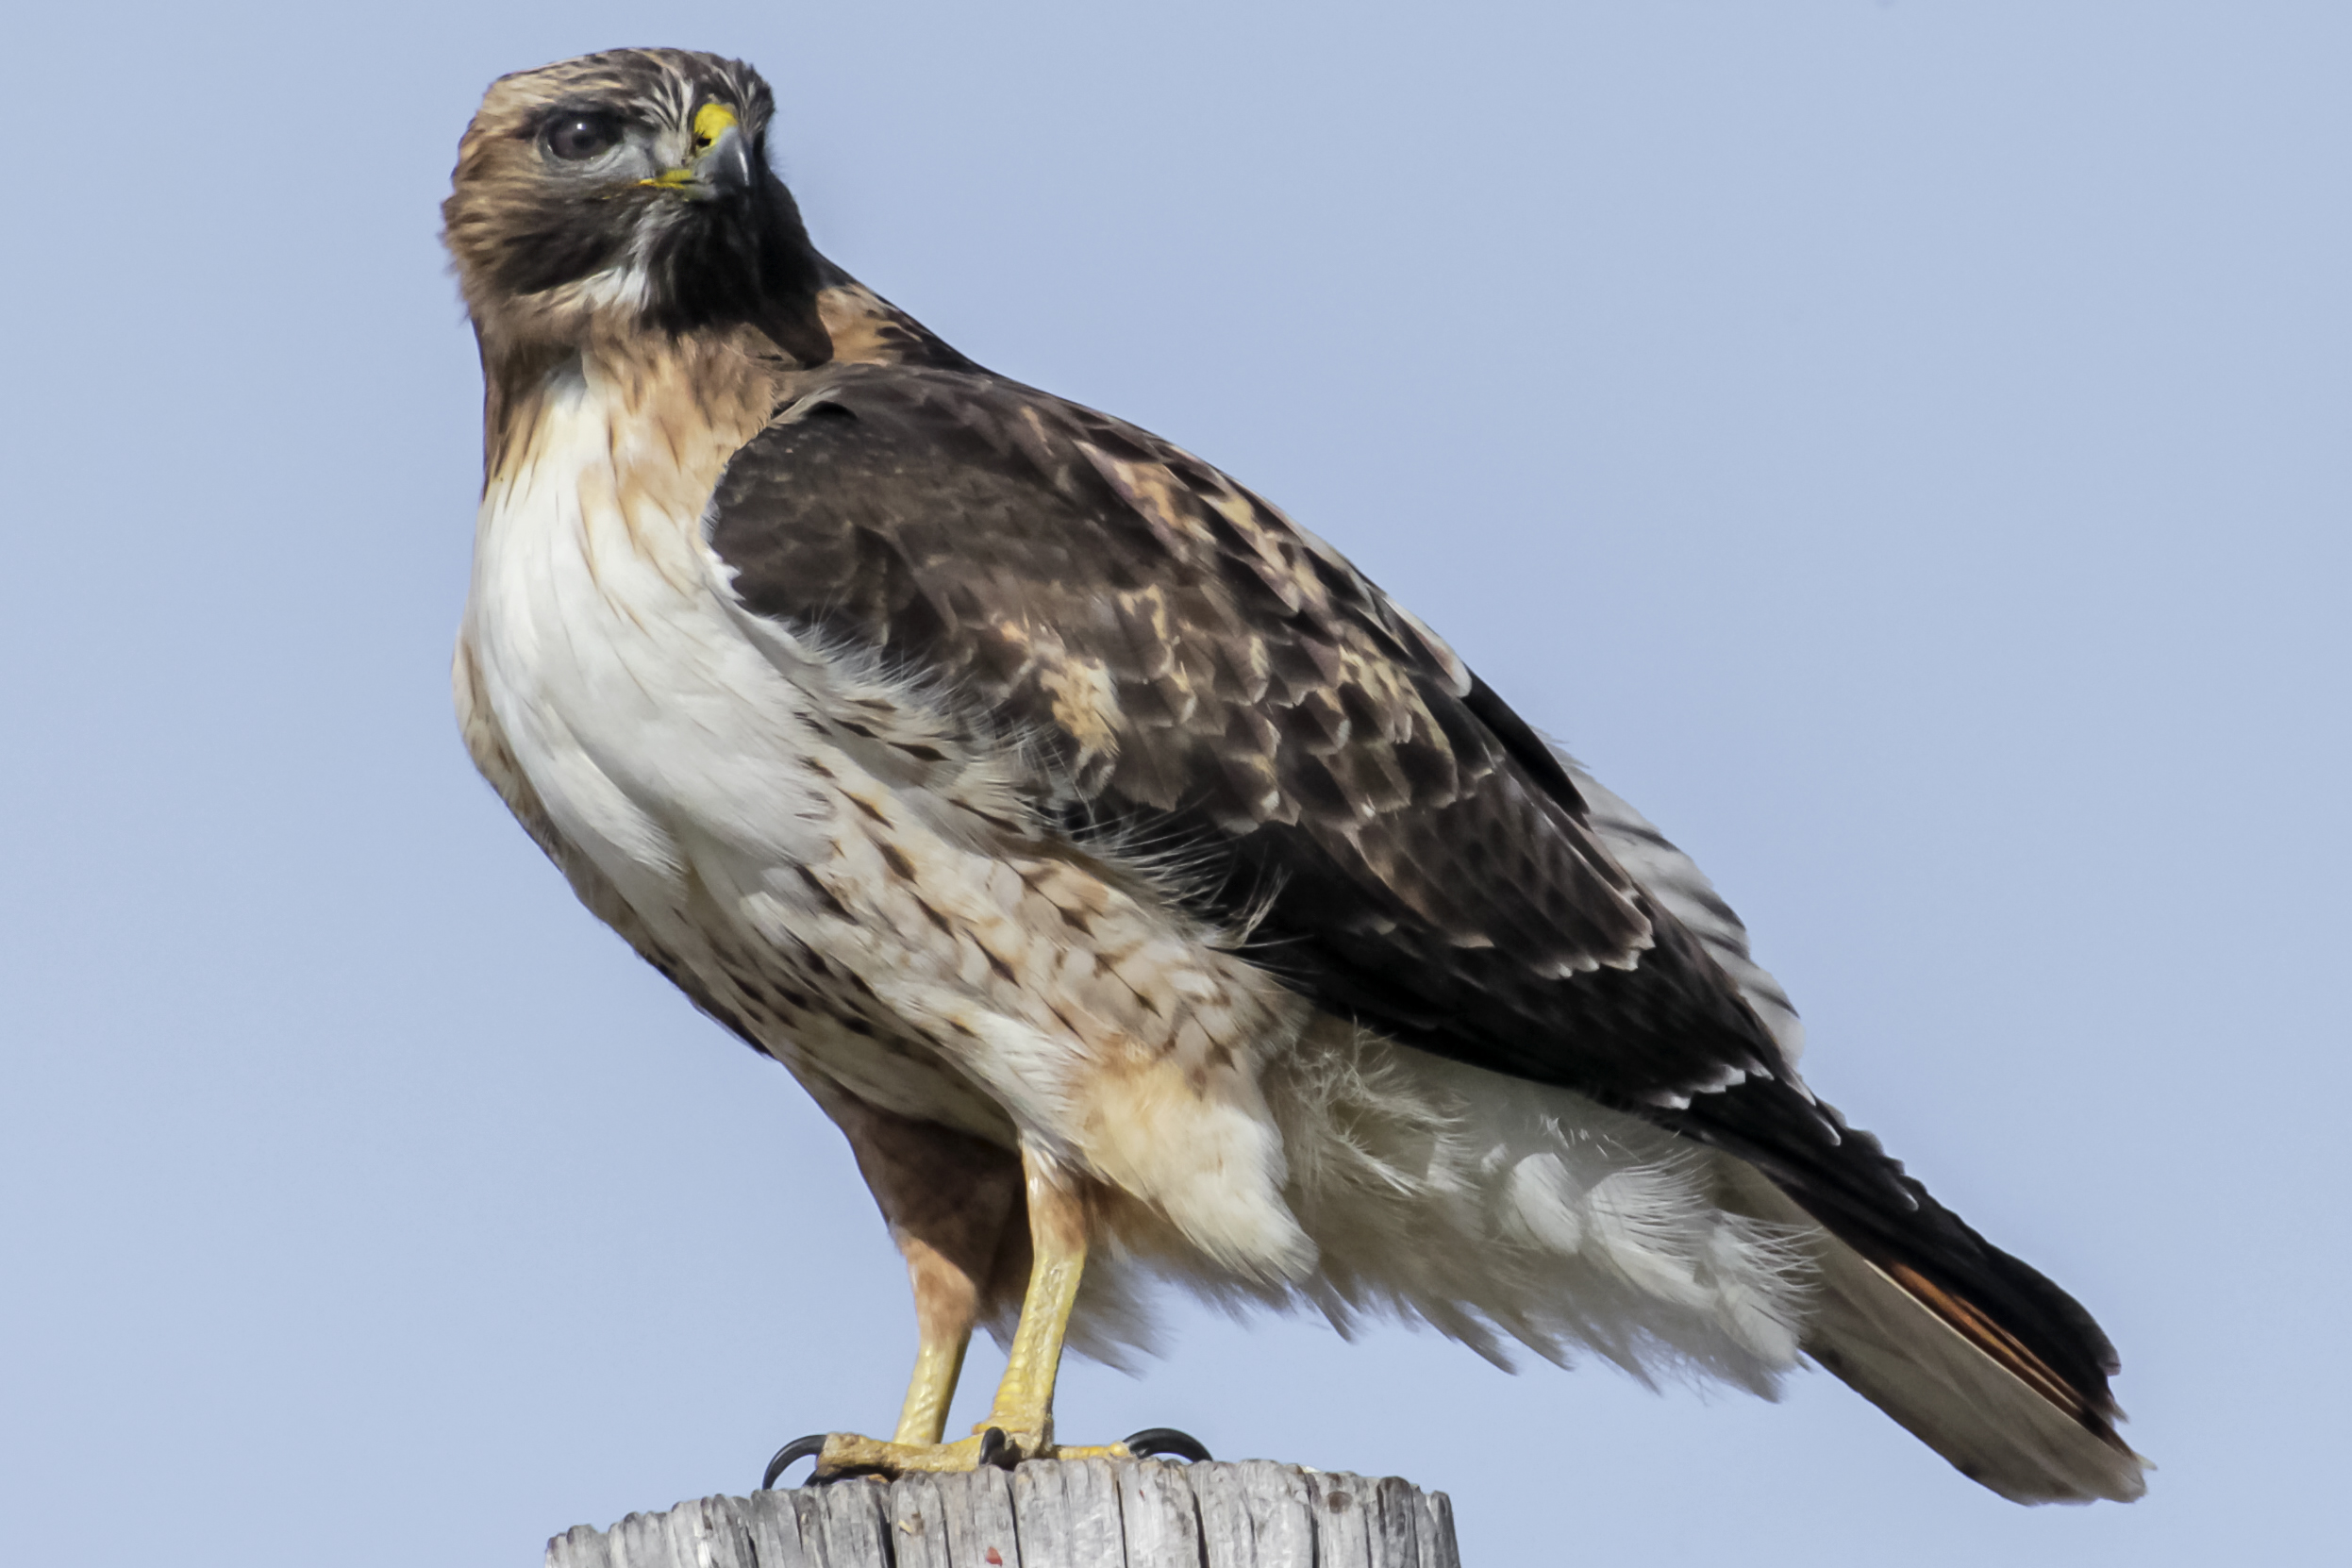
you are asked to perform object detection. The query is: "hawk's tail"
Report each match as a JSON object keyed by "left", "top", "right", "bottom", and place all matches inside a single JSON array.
[{"left": 1727, "top": 1163, "right": 2147, "bottom": 1503}]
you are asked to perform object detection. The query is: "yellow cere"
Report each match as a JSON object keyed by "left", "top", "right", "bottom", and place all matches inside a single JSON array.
[
  {"left": 692, "top": 103, "right": 739, "bottom": 151},
  {"left": 641, "top": 105, "right": 739, "bottom": 190}
]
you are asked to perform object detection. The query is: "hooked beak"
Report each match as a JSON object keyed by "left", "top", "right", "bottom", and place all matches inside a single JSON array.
[{"left": 640, "top": 104, "right": 753, "bottom": 201}]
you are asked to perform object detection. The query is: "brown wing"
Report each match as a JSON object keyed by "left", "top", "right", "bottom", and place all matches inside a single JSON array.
[
  {"left": 706, "top": 361, "right": 2127, "bottom": 1435},
  {"left": 708, "top": 363, "right": 1801, "bottom": 1105}
]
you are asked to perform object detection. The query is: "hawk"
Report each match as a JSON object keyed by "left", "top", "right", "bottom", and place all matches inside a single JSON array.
[{"left": 443, "top": 48, "right": 2144, "bottom": 1503}]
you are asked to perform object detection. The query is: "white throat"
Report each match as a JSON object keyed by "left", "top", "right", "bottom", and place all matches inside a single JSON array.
[{"left": 462, "top": 350, "right": 821, "bottom": 912}]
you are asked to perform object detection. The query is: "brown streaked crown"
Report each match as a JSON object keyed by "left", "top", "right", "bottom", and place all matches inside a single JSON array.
[{"left": 442, "top": 48, "right": 829, "bottom": 365}]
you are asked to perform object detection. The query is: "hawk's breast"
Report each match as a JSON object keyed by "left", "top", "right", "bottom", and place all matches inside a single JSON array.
[{"left": 459, "top": 349, "right": 1012, "bottom": 1140}]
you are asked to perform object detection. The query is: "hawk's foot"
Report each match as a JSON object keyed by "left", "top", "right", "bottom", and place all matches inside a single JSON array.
[
  {"left": 776, "top": 1426, "right": 1098, "bottom": 1482},
  {"left": 761, "top": 1426, "right": 1210, "bottom": 1486}
]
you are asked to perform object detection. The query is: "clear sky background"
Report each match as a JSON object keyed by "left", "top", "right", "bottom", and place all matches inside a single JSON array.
[{"left": 3, "top": 3, "right": 2344, "bottom": 1563}]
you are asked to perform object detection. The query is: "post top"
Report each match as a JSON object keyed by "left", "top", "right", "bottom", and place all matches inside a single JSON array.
[{"left": 546, "top": 1457, "right": 1459, "bottom": 1568}]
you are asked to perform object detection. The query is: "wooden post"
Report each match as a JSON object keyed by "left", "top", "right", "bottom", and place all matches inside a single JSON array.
[{"left": 543, "top": 1458, "right": 1460, "bottom": 1568}]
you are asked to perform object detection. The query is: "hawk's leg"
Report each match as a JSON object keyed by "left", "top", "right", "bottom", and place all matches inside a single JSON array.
[
  {"left": 813, "top": 1143, "right": 1133, "bottom": 1476},
  {"left": 890, "top": 1231, "right": 977, "bottom": 1445},
  {"left": 970, "top": 1145, "right": 1089, "bottom": 1456},
  {"left": 792, "top": 1090, "right": 1025, "bottom": 1467}
]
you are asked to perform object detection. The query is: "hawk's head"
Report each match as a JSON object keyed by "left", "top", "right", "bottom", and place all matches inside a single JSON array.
[{"left": 442, "top": 49, "right": 830, "bottom": 366}]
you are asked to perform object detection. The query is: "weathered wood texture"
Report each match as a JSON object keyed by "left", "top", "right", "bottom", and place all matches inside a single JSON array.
[{"left": 544, "top": 1460, "right": 1460, "bottom": 1568}]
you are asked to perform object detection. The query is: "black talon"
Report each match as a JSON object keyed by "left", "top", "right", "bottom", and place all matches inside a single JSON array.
[
  {"left": 761, "top": 1434, "right": 828, "bottom": 1490},
  {"left": 1122, "top": 1427, "right": 1212, "bottom": 1463},
  {"left": 976, "top": 1426, "right": 1017, "bottom": 1470}
]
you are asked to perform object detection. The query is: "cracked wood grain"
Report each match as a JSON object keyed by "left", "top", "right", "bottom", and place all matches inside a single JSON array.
[{"left": 542, "top": 1460, "right": 1459, "bottom": 1568}]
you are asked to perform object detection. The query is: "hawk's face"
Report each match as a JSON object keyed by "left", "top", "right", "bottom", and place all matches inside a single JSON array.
[{"left": 442, "top": 49, "right": 829, "bottom": 364}]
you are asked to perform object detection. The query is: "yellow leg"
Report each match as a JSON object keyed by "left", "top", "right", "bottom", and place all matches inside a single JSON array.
[
  {"left": 971, "top": 1146, "right": 1089, "bottom": 1451},
  {"left": 891, "top": 1235, "right": 976, "bottom": 1446},
  {"left": 817, "top": 1144, "right": 1130, "bottom": 1476}
]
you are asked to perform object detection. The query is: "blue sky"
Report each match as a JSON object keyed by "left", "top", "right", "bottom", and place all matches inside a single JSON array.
[{"left": 3, "top": 4, "right": 2344, "bottom": 1562}]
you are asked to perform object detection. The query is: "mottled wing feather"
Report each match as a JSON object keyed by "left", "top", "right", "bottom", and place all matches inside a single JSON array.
[
  {"left": 706, "top": 363, "right": 2126, "bottom": 1426},
  {"left": 709, "top": 365, "right": 1798, "bottom": 1112}
]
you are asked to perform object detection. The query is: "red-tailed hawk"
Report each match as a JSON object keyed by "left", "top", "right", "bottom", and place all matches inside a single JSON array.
[{"left": 442, "top": 48, "right": 2144, "bottom": 1503}]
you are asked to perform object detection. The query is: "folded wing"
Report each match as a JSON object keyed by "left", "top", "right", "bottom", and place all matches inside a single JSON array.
[{"left": 707, "top": 361, "right": 2142, "bottom": 1499}]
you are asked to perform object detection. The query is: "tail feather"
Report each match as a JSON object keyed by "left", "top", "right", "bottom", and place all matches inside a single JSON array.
[{"left": 1726, "top": 1162, "right": 2147, "bottom": 1503}]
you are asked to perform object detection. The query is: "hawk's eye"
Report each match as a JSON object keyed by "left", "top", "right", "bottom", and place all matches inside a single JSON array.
[{"left": 544, "top": 112, "right": 621, "bottom": 162}]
